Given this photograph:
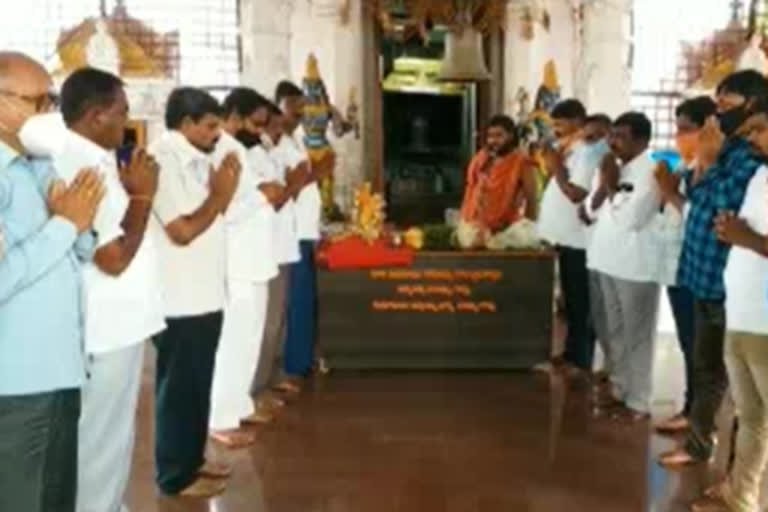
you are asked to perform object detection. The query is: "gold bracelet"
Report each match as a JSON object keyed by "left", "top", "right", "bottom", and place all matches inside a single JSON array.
[{"left": 130, "top": 195, "right": 153, "bottom": 203}]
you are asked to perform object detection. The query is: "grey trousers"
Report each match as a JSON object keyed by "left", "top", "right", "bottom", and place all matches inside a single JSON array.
[
  {"left": 251, "top": 265, "right": 290, "bottom": 397},
  {"left": 589, "top": 270, "right": 612, "bottom": 374},
  {"left": 0, "top": 388, "right": 81, "bottom": 512},
  {"left": 598, "top": 272, "right": 660, "bottom": 413}
]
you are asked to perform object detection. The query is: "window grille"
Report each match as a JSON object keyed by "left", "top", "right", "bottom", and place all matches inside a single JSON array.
[
  {"left": 0, "top": 0, "right": 241, "bottom": 86},
  {"left": 631, "top": 0, "right": 742, "bottom": 150}
]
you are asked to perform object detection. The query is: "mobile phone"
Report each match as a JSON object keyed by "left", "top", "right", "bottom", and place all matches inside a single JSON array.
[{"left": 117, "top": 143, "right": 135, "bottom": 168}]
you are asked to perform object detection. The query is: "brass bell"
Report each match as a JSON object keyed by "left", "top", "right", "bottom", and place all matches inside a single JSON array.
[{"left": 438, "top": 28, "right": 491, "bottom": 82}]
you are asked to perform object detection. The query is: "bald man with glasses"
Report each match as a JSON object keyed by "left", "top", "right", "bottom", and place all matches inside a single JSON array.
[{"left": 0, "top": 52, "right": 104, "bottom": 512}]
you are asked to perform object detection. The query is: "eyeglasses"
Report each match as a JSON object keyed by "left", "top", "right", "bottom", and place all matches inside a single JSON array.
[{"left": 0, "top": 89, "right": 60, "bottom": 112}]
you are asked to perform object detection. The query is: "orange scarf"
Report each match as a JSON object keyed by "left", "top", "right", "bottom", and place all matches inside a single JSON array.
[{"left": 460, "top": 149, "right": 530, "bottom": 233}]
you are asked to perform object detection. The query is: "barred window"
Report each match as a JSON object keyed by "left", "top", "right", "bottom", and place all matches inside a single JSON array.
[
  {"left": 632, "top": 0, "right": 744, "bottom": 150},
  {"left": 0, "top": 0, "right": 240, "bottom": 86}
]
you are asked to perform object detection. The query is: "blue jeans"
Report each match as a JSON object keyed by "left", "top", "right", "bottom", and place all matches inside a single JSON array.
[
  {"left": 667, "top": 286, "right": 695, "bottom": 415},
  {"left": 284, "top": 240, "right": 318, "bottom": 377}
]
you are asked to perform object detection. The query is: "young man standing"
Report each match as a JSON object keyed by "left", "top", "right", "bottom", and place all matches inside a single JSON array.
[
  {"left": 208, "top": 87, "right": 280, "bottom": 447},
  {"left": 55, "top": 67, "right": 166, "bottom": 512},
  {"left": 274, "top": 81, "right": 330, "bottom": 387},
  {"left": 586, "top": 112, "right": 661, "bottom": 422},
  {"left": 577, "top": 114, "right": 613, "bottom": 387},
  {"left": 0, "top": 52, "right": 104, "bottom": 512},
  {"left": 660, "top": 70, "right": 768, "bottom": 468},
  {"left": 653, "top": 96, "right": 717, "bottom": 435},
  {"left": 149, "top": 87, "right": 241, "bottom": 497},
  {"left": 538, "top": 100, "right": 610, "bottom": 376},
  {"left": 247, "top": 99, "right": 306, "bottom": 417},
  {"left": 692, "top": 103, "right": 768, "bottom": 512}
]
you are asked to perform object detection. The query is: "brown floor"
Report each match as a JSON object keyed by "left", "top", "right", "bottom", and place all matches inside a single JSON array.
[{"left": 125, "top": 347, "right": 742, "bottom": 512}]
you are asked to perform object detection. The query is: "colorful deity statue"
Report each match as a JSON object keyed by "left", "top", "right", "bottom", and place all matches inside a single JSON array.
[
  {"left": 302, "top": 53, "right": 339, "bottom": 221},
  {"left": 517, "top": 59, "right": 562, "bottom": 201}
]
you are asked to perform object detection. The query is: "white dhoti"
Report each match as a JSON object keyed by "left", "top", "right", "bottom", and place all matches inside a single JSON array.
[
  {"left": 210, "top": 280, "right": 268, "bottom": 430},
  {"left": 77, "top": 342, "right": 145, "bottom": 512}
]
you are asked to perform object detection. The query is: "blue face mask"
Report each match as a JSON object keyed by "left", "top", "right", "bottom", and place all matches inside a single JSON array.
[
  {"left": 584, "top": 138, "right": 609, "bottom": 155},
  {"left": 581, "top": 138, "right": 610, "bottom": 167}
]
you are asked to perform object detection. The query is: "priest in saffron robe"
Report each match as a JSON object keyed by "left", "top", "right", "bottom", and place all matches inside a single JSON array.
[{"left": 459, "top": 115, "right": 538, "bottom": 248}]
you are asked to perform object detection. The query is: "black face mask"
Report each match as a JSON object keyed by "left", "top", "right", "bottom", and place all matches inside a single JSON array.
[
  {"left": 717, "top": 105, "right": 751, "bottom": 137},
  {"left": 234, "top": 129, "right": 261, "bottom": 149}
]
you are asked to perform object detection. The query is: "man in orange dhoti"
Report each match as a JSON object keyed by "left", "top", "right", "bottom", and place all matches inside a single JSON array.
[{"left": 459, "top": 115, "right": 538, "bottom": 246}]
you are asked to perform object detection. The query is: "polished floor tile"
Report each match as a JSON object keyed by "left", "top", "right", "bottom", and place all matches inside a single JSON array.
[{"left": 124, "top": 344, "right": 750, "bottom": 512}]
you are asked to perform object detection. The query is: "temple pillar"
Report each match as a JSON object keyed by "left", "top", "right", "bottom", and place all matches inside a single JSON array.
[
  {"left": 239, "top": 0, "right": 294, "bottom": 98},
  {"left": 574, "top": 0, "right": 633, "bottom": 117}
]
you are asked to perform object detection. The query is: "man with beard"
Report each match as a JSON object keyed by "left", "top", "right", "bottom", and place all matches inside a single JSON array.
[
  {"left": 207, "top": 87, "right": 283, "bottom": 448},
  {"left": 149, "top": 87, "right": 241, "bottom": 497},
  {"left": 659, "top": 70, "right": 768, "bottom": 469},
  {"left": 243, "top": 98, "right": 307, "bottom": 421},
  {"left": 459, "top": 114, "right": 538, "bottom": 248}
]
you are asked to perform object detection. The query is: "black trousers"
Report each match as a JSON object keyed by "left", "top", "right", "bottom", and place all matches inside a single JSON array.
[
  {"left": 0, "top": 389, "right": 80, "bottom": 512},
  {"left": 684, "top": 300, "right": 728, "bottom": 460},
  {"left": 558, "top": 246, "right": 595, "bottom": 370},
  {"left": 153, "top": 311, "right": 223, "bottom": 494},
  {"left": 667, "top": 286, "right": 696, "bottom": 415}
]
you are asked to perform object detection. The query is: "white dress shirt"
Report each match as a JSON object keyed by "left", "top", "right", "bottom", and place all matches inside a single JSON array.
[
  {"left": 249, "top": 142, "right": 300, "bottom": 265},
  {"left": 724, "top": 165, "right": 768, "bottom": 334},
  {"left": 273, "top": 126, "right": 321, "bottom": 241},
  {"left": 213, "top": 132, "right": 278, "bottom": 284},
  {"left": 538, "top": 140, "right": 609, "bottom": 249},
  {"left": 54, "top": 130, "right": 165, "bottom": 354},
  {"left": 149, "top": 131, "right": 227, "bottom": 318},
  {"left": 650, "top": 162, "right": 690, "bottom": 287},
  {"left": 587, "top": 150, "right": 661, "bottom": 282}
]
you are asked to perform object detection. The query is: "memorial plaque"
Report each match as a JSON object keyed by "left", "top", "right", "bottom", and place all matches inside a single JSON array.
[{"left": 318, "top": 251, "right": 555, "bottom": 370}]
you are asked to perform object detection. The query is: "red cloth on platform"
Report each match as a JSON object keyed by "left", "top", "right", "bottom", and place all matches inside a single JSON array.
[{"left": 317, "top": 236, "right": 414, "bottom": 270}]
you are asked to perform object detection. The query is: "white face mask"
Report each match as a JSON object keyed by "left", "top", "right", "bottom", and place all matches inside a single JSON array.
[{"left": 18, "top": 112, "right": 67, "bottom": 157}]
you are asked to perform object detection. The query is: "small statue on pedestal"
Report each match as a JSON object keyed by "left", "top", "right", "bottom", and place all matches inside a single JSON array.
[{"left": 301, "top": 53, "right": 358, "bottom": 222}]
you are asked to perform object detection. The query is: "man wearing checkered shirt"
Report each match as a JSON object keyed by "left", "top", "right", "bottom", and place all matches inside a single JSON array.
[{"left": 660, "top": 70, "right": 768, "bottom": 469}]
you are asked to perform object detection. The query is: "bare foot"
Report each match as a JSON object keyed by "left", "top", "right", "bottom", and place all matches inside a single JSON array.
[
  {"left": 178, "top": 476, "right": 226, "bottom": 498},
  {"left": 256, "top": 392, "right": 285, "bottom": 410},
  {"left": 198, "top": 460, "right": 232, "bottom": 479},
  {"left": 265, "top": 394, "right": 286, "bottom": 409},
  {"left": 273, "top": 379, "right": 301, "bottom": 394},
  {"left": 657, "top": 447, "right": 706, "bottom": 469},
  {"left": 241, "top": 406, "right": 274, "bottom": 426},
  {"left": 655, "top": 413, "right": 690, "bottom": 435},
  {"left": 611, "top": 405, "right": 651, "bottom": 424},
  {"left": 209, "top": 429, "right": 256, "bottom": 449}
]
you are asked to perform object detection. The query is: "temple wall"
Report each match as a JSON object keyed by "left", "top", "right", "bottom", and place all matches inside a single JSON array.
[
  {"left": 504, "top": 0, "right": 632, "bottom": 120},
  {"left": 239, "top": 0, "right": 294, "bottom": 99},
  {"left": 503, "top": 1, "right": 577, "bottom": 118}
]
